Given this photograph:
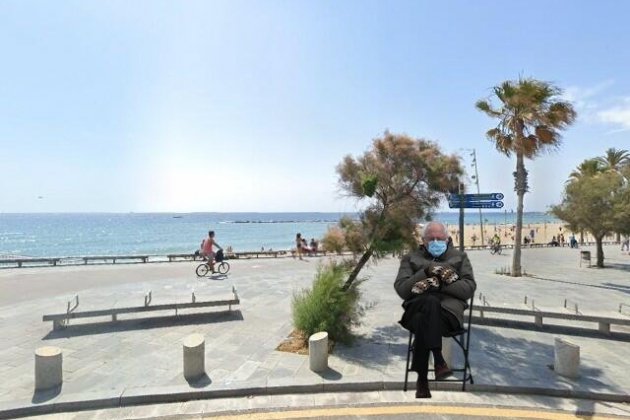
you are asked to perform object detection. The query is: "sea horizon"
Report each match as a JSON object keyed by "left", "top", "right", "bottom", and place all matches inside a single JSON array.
[{"left": 1, "top": 211, "right": 559, "bottom": 259}]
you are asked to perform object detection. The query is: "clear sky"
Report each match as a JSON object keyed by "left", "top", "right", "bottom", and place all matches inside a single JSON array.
[{"left": 2, "top": 0, "right": 629, "bottom": 214}]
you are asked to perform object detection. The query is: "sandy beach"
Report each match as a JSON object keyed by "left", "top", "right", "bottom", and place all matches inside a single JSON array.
[{"left": 441, "top": 221, "right": 615, "bottom": 248}]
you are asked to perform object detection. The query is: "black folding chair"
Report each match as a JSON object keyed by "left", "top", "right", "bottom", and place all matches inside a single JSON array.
[{"left": 403, "top": 297, "right": 474, "bottom": 392}]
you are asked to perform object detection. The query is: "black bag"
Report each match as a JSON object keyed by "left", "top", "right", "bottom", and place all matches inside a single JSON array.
[{"left": 215, "top": 249, "right": 224, "bottom": 262}]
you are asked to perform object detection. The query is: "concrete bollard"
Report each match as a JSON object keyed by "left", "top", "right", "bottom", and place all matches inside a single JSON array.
[
  {"left": 309, "top": 332, "right": 328, "bottom": 372},
  {"left": 183, "top": 334, "right": 205, "bottom": 380},
  {"left": 35, "top": 346, "right": 62, "bottom": 391},
  {"left": 554, "top": 337, "right": 580, "bottom": 378}
]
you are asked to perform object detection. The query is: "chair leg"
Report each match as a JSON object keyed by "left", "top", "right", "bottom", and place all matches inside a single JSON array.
[
  {"left": 462, "top": 347, "right": 473, "bottom": 390},
  {"left": 404, "top": 331, "right": 413, "bottom": 391}
]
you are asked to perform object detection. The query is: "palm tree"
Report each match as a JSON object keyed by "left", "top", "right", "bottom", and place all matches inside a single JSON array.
[
  {"left": 595, "top": 148, "right": 630, "bottom": 173},
  {"left": 595, "top": 148, "right": 630, "bottom": 242},
  {"left": 568, "top": 158, "right": 602, "bottom": 183},
  {"left": 476, "top": 78, "right": 576, "bottom": 276}
]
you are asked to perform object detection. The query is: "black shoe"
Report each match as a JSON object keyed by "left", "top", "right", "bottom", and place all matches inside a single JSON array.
[
  {"left": 415, "top": 379, "right": 431, "bottom": 398},
  {"left": 434, "top": 362, "right": 453, "bottom": 380}
]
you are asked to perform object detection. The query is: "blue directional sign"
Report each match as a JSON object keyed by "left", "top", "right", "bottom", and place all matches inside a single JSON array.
[
  {"left": 448, "top": 193, "right": 504, "bottom": 202},
  {"left": 448, "top": 200, "right": 504, "bottom": 209}
]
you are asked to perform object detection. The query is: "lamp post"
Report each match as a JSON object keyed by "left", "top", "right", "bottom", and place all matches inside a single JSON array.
[{"left": 470, "top": 149, "right": 484, "bottom": 246}]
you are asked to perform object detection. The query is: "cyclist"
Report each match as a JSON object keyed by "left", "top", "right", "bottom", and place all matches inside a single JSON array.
[
  {"left": 200, "top": 230, "right": 223, "bottom": 272},
  {"left": 491, "top": 233, "right": 501, "bottom": 253}
]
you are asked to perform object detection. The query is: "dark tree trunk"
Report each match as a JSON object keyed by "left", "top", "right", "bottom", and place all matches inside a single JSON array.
[
  {"left": 342, "top": 248, "right": 373, "bottom": 291},
  {"left": 512, "top": 152, "right": 527, "bottom": 277},
  {"left": 596, "top": 235, "right": 605, "bottom": 268}
]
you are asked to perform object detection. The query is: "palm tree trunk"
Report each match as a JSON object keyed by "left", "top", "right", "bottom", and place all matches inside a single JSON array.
[
  {"left": 596, "top": 235, "right": 605, "bottom": 268},
  {"left": 512, "top": 152, "right": 527, "bottom": 277},
  {"left": 342, "top": 247, "right": 373, "bottom": 291}
]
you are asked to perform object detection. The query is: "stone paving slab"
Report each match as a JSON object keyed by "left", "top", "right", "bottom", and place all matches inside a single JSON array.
[{"left": 0, "top": 245, "right": 628, "bottom": 418}]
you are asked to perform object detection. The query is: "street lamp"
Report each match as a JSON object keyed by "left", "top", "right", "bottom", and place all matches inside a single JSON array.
[{"left": 469, "top": 149, "right": 484, "bottom": 246}]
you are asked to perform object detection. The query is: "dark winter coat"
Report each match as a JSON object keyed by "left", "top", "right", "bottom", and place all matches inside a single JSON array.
[{"left": 394, "top": 244, "right": 476, "bottom": 327}]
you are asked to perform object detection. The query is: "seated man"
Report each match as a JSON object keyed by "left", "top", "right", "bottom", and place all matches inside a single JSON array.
[{"left": 395, "top": 221, "right": 476, "bottom": 398}]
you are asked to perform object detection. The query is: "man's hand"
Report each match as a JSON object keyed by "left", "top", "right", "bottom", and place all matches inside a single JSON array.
[
  {"left": 411, "top": 277, "right": 440, "bottom": 294},
  {"left": 425, "top": 265, "right": 460, "bottom": 285}
]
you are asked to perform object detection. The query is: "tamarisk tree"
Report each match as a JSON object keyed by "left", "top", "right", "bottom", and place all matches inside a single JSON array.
[{"left": 336, "top": 132, "right": 462, "bottom": 290}]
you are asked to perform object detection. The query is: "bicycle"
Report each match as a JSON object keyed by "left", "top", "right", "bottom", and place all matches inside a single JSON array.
[
  {"left": 490, "top": 243, "right": 502, "bottom": 255},
  {"left": 196, "top": 249, "right": 230, "bottom": 276}
]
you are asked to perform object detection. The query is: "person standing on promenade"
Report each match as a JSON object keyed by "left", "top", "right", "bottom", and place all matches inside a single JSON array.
[
  {"left": 295, "top": 233, "right": 304, "bottom": 260},
  {"left": 395, "top": 221, "right": 476, "bottom": 399},
  {"left": 201, "top": 231, "right": 222, "bottom": 271}
]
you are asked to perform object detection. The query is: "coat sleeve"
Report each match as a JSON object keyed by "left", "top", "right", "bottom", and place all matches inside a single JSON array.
[
  {"left": 440, "top": 252, "right": 476, "bottom": 301},
  {"left": 394, "top": 253, "right": 430, "bottom": 301}
]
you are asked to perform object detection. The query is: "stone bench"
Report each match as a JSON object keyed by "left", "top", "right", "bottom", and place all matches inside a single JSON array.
[
  {"left": 0, "top": 258, "right": 61, "bottom": 268},
  {"left": 82, "top": 255, "right": 149, "bottom": 264},
  {"left": 43, "top": 287, "right": 239, "bottom": 330},
  {"left": 475, "top": 305, "right": 630, "bottom": 333}
]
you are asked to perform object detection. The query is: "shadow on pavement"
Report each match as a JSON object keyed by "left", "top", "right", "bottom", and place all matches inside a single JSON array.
[
  {"left": 203, "top": 273, "right": 229, "bottom": 281},
  {"left": 334, "top": 323, "right": 407, "bottom": 367},
  {"left": 605, "top": 262, "right": 630, "bottom": 273},
  {"left": 42, "top": 310, "right": 244, "bottom": 339},
  {"left": 186, "top": 373, "right": 212, "bottom": 388},
  {"left": 526, "top": 274, "right": 630, "bottom": 293},
  {"left": 600, "top": 282, "right": 630, "bottom": 295},
  {"left": 316, "top": 367, "right": 342, "bottom": 380},
  {"left": 31, "top": 385, "right": 61, "bottom": 404},
  {"left": 472, "top": 326, "right": 616, "bottom": 414}
]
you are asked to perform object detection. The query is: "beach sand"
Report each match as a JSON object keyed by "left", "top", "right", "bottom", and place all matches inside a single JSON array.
[{"left": 440, "top": 221, "right": 613, "bottom": 247}]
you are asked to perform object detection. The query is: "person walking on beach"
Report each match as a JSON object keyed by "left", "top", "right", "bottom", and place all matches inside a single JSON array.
[
  {"left": 395, "top": 221, "right": 476, "bottom": 398},
  {"left": 200, "top": 231, "right": 222, "bottom": 271},
  {"left": 295, "top": 233, "right": 304, "bottom": 260}
]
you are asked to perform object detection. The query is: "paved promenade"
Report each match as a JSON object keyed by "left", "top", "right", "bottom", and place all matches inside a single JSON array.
[{"left": 0, "top": 245, "right": 629, "bottom": 419}]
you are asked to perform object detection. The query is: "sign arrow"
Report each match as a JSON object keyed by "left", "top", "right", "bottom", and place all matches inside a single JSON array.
[
  {"left": 448, "top": 200, "right": 504, "bottom": 209},
  {"left": 448, "top": 193, "right": 504, "bottom": 201}
]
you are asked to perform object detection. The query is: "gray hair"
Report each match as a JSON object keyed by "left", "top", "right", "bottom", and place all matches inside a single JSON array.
[{"left": 422, "top": 221, "right": 448, "bottom": 239}]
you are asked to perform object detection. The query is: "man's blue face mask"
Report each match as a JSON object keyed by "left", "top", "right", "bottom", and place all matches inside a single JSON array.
[{"left": 427, "top": 240, "right": 447, "bottom": 257}]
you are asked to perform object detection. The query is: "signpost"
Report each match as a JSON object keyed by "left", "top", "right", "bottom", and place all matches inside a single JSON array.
[
  {"left": 448, "top": 193, "right": 504, "bottom": 209},
  {"left": 449, "top": 193, "right": 504, "bottom": 251},
  {"left": 448, "top": 200, "right": 504, "bottom": 209}
]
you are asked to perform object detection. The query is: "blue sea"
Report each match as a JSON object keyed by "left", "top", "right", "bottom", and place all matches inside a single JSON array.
[{"left": 0, "top": 212, "right": 559, "bottom": 258}]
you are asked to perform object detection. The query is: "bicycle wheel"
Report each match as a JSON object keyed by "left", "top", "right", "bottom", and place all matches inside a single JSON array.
[
  {"left": 497, "top": 246, "right": 502, "bottom": 255},
  {"left": 217, "top": 261, "right": 230, "bottom": 274},
  {"left": 196, "top": 263, "right": 209, "bottom": 277}
]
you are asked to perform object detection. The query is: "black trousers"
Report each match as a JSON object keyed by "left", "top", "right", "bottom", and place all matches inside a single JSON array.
[{"left": 400, "top": 294, "right": 460, "bottom": 375}]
